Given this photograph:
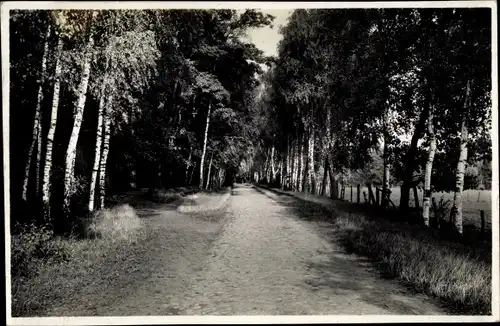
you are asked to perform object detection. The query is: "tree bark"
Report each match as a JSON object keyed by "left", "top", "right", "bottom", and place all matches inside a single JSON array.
[
  {"left": 291, "top": 140, "right": 297, "bottom": 190},
  {"left": 99, "top": 95, "right": 113, "bottom": 209},
  {"left": 189, "top": 161, "right": 197, "bottom": 185},
  {"left": 400, "top": 103, "right": 430, "bottom": 212},
  {"left": 299, "top": 134, "right": 306, "bottom": 192},
  {"left": 88, "top": 85, "right": 106, "bottom": 212},
  {"left": 41, "top": 35, "right": 63, "bottom": 221},
  {"left": 205, "top": 151, "right": 213, "bottom": 190},
  {"left": 422, "top": 99, "right": 436, "bottom": 226},
  {"left": 185, "top": 147, "right": 192, "bottom": 185},
  {"left": 270, "top": 146, "right": 276, "bottom": 184},
  {"left": 199, "top": 99, "right": 211, "bottom": 189},
  {"left": 451, "top": 80, "right": 472, "bottom": 235},
  {"left": 382, "top": 107, "right": 390, "bottom": 209},
  {"left": 321, "top": 156, "right": 328, "bottom": 196},
  {"left": 22, "top": 24, "right": 51, "bottom": 202},
  {"left": 308, "top": 128, "right": 316, "bottom": 194},
  {"left": 63, "top": 16, "right": 96, "bottom": 213}
]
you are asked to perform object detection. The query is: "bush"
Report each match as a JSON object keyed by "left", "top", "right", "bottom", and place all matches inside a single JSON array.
[
  {"left": 85, "top": 204, "right": 142, "bottom": 241},
  {"left": 11, "top": 223, "right": 70, "bottom": 277},
  {"left": 151, "top": 189, "right": 183, "bottom": 203}
]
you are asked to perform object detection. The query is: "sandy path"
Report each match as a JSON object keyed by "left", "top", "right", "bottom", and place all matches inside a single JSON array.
[
  {"left": 45, "top": 185, "right": 447, "bottom": 316},
  {"left": 168, "top": 185, "right": 447, "bottom": 315}
]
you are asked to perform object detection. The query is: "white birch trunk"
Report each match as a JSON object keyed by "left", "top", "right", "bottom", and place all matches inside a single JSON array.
[
  {"left": 205, "top": 152, "right": 213, "bottom": 190},
  {"left": 298, "top": 137, "right": 304, "bottom": 192},
  {"left": 422, "top": 101, "right": 436, "bottom": 226},
  {"left": 22, "top": 24, "right": 51, "bottom": 201},
  {"left": 293, "top": 142, "right": 297, "bottom": 190},
  {"left": 308, "top": 128, "right": 316, "bottom": 194},
  {"left": 451, "top": 80, "right": 471, "bottom": 235},
  {"left": 41, "top": 36, "right": 63, "bottom": 221},
  {"left": 199, "top": 99, "right": 211, "bottom": 189},
  {"left": 99, "top": 95, "right": 113, "bottom": 209},
  {"left": 270, "top": 146, "right": 276, "bottom": 183},
  {"left": 63, "top": 17, "right": 96, "bottom": 213},
  {"left": 88, "top": 85, "right": 106, "bottom": 212}
]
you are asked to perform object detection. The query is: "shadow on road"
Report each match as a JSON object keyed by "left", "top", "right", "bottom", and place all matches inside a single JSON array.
[{"left": 252, "top": 185, "right": 454, "bottom": 315}]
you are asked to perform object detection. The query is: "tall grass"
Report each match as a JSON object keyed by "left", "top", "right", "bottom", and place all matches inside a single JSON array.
[
  {"left": 333, "top": 213, "right": 491, "bottom": 315},
  {"left": 85, "top": 204, "right": 142, "bottom": 241}
]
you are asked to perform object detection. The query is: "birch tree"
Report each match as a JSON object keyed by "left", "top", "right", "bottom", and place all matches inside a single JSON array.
[
  {"left": 63, "top": 10, "right": 98, "bottom": 214},
  {"left": 422, "top": 92, "right": 437, "bottom": 226},
  {"left": 41, "top": 36, "right": 63, "bottom": 221},
  {"left": 22, "top": 23, "right": 50, "bottom": 201}
]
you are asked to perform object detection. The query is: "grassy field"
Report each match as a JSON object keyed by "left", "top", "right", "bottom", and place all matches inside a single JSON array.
[{"left": 337, "top": 186, "right": 492, "bottom": 231}]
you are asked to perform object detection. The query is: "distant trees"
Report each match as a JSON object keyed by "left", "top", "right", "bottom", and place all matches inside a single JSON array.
[{"left": 249, "top": 8, "right": 492, "bottom": 235}]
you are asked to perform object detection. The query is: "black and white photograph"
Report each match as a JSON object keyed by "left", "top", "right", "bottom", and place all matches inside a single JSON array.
[{"left": 2, "top": 1, "right": 498, "bottom": 324}]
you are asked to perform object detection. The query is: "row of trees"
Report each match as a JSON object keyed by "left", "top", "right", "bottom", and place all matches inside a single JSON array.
[
  {"left": 11, "top": 9, "right": 274, "bottom": 232},
  {"left": 249, "top": 8, "right": 492, "bottom": 234}
]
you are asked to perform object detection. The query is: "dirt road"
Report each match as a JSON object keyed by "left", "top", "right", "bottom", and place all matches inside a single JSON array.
[{"left": 48, "top": 184, "right": 447, "bottom": 316}]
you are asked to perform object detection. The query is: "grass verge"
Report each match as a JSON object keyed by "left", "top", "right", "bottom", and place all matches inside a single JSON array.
[
  {"left": 334, "top": 213, "right": 491, "bottom": 315},
  {"left": 11, "top": 204, "right": 144, "bottom": 316}
]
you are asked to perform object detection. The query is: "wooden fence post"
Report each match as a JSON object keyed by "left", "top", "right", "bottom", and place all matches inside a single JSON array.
[
  {"left": 357, "top": 184, "right": 361, "bottom": 203},
  {"left": 480, "top": 210, "right": 485, "bottom": 234}
]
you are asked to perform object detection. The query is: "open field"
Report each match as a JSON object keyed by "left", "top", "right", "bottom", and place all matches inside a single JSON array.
[{"left": 336, "top": 186, "right": 492, "bottom": 231}]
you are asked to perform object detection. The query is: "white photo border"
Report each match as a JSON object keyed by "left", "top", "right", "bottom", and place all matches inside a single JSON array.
[{"left": 2, "top": 1, "right": 498, "bottom": 325}]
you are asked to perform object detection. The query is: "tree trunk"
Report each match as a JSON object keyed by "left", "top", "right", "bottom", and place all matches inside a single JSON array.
[
  {"left": 22, "top": 24, "right": 51, "bottom": 202},
  {"left": 185, "top": 147, "right": 192, "bottom": 185},
  {"left": 63, "top": 19, "right": 96, "bottom": 213},
  {"left": 279, "top": 157, "right": 283, "bottom": 188},
  {"left": 321, "top": 156, "right": 328, "bottom": 196},
  {"left": 88, "top": 85, "right": 106, "bottom": 212},
  {"left": 199, "top": 99, "right": 211, "bottom": 189},
  {"left": 99, "top": 95, "right": 113, "bottom": 209},
  {"left": 41, "top": 35, "right": 63, "bottom": 221},
  {"left": 308, "top": 128, "right": 316, "bottom": 194},
  {"left": 451, "top": 80, "right": 472, "bottom": 235},
  {"left": 327, "top": 162, "right": 336, "bottom": 199},
  {"left": 325, "top": 108, "right": 338, "bottom": 199},
  {"left": 298, "top": 134, "right": 305, "bottom": 192},
  {"left": 400, "top": 104, "right": 430, "bottom": 212},
  {"left": 422, "top": 100, "right": 436, "bottom": 226},
  {"left": 382, "top": 107, "right": 390, "bottom": 209},
  {"left": 189, "top": 161, "right": 197, "bottom": 185},
  {"left": 270, "top": 146, "right": 276, "bottom": 184},
  {"left": 205, "top": 151, "right": 213, "bottom": 190},
  {"left": 291, "top": 140, "right": 296, "bottom": 190}
]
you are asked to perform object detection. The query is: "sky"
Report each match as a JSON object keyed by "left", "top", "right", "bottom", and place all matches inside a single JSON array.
[{"left": 243, "top": 9, "right": 293, "bottom": 57}]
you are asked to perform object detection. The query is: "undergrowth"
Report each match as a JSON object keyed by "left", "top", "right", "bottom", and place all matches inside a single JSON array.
[{"left": 11, "top": 204, "right": 144, "bottom": 316}]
